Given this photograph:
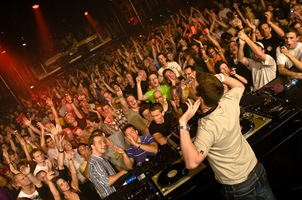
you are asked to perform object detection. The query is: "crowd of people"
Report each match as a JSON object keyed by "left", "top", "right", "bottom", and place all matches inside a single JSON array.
[{"left": 1, "top": 0, "right": 302, "bottom": 199}]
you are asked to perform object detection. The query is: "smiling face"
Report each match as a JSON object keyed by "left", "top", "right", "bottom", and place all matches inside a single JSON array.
[
  {"left": 91, "top": 135, "right": 107, "bottom": 156},
  {"left": 124, "top": 127, "right": 139, "bottom": 143},
  {"left": 163, "top": 70, "right": 176, "bottom": 82},
  {"left": 219, "top": 63, "right": 230, "bottom": 75},
  {"left": 65, "top": 113, "right": 75, "bottom": 124},
  {"left": 78, "top": 144, "right": 90, "bottom": 157},
  {"left": 126, "top": 95, "right": 138, "bottom": 109},
  {"left": 46, "top": 137, "right": 56, "bottom": 148}
]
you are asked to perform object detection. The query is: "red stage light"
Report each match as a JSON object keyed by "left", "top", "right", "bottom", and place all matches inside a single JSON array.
[
  {"left": 84, "top": 12, "right": 88, "bottom": 16},
  {"left": 32, "top": 5, "right": 40, "bottom": 9}
]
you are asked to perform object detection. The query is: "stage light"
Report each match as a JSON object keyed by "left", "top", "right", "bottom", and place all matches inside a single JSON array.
[
  {"left": 32, "top": 5, "right": 40, "bottom": 9},
  {"left": 22, "top": 43, "right": 27, "bottom": 47},
  {"left": 30, "top": 85, "right": 34, "bottom": 89},
  {"left": 84, "top": 12, "right": 88, "bottom": 16}
]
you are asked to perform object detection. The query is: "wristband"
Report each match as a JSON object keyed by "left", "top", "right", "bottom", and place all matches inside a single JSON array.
[
  {"left": 59, "top": 150, "right": 64, "bottom": 153},
  {"left": 215, "top": 73, "right": 225, "bottom": 83}
]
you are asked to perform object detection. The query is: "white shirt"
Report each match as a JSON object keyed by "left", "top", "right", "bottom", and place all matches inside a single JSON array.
[
  {"left": 247, "top": 54, "right": 276, "bottom": 90},
  {"left": 33, "top": 160, "right": 49, "bottom": 176},
  {"left": 276, "top": 42, "right": 302, "bottom": 69},
  {"left": 158, "top": 61, "right": 182, "bottom": 77},
  {"left": 18, "top": 189, "right": 42, "bottom": 199},
  {"left": 218, "top": 8, "right": 232, "bottom": 22}
]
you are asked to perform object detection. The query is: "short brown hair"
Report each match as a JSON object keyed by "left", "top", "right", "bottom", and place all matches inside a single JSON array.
[
  {"left": 88, "top": 130, "right": 103, "bottom": 147},
  {"left": 149, "top": 103, "right": 163, "bottom": 112},
  {"left": 196, "top": 73, "right": 224, "bottom": 107}
]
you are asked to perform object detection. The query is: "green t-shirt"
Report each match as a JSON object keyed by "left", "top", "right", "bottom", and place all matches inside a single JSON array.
[{"left": 145, "top": 85, "right": 171, "bottom": 103}]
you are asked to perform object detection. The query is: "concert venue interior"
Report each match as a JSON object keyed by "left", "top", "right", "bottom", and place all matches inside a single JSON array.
[{"left": 0, "top": 0, "right": 302, "bottom": 199}]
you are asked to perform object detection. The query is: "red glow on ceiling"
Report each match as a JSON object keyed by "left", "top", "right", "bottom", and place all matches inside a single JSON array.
[
  {"left": 32, "top": 5, "right": 40, "bottom": 9},
  {"left": 33, "top": 7, "right": 55, "bottom": 57}
]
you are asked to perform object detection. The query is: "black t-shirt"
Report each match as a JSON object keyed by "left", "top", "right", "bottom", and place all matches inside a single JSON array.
[
  {"left": 149, "top": 113, "right": 173, "bottom": 138},
  {"left": 259, "top": 34, "right": 283, "bottom": 61},
  {"left": 36, "top": 182, "right": 54, "bottom": 200}
]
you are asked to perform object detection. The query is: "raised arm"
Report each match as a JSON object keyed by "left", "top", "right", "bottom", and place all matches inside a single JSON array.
[
  {"left": 238, "top": 31, "right": 266, "bottom": 61},
  {"left": 136, "top": 75, "right": 148, "bottom": 101},
  {"left": 21, "top": 164, "right": 43, "bottom": 188},
  {"left": 57, "top": 136, "right": 65, "bottom": 170},
  {"left": 46, "top": 98, "right": 60, "bottom": 126},
  {"left": 23, "top": 117, "right": 42, "bottom": 136},
  {"left": 237, "top": 34, "right": 250, "bottom": 67},
  {"left": 16, "top": 136, "right": 32, "bottom": 161},
  {"left": 37, "top": 122, "right": 48, "bottom": 154},
  {"left": 46, "top": 171, "right": 61, "bottom": 200},
  {"left": 65, "top": 94, "right": 83, "bottom": 119},
  {"left": 116, "top": 88, "right": 130, "bottom": 115},
  {"left": 265, "top": 11, "right": 285, "bottom": 38},
  {"left": 66, "top": 153, "right": 80, "bottom": 191}
]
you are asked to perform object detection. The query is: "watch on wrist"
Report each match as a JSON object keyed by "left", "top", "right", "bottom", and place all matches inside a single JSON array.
[
  {"left": 179, "top": 124, "right": 190, "bottom": 131},
  {"left": 137, "top": 142, "right": 142, "bottom": 148}
]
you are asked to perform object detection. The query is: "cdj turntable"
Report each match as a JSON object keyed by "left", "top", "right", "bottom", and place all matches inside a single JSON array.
[
  {"left": 240, "top": 112, "right": 272, "bottom": 139},
  {"left": 151, "top": 158, "right": 207, "bottom": 197}
]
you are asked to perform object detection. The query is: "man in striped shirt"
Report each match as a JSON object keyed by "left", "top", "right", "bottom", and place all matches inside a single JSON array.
[
  {"left": 113, "top": 124, "right": 158, "bottom": 169},
  {"left": 88, "top": 132, "right": 128, "bottom": 199}
]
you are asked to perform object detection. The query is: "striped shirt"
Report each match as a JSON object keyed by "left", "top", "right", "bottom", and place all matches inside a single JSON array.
[
  {"left": 126, "top": 134, "right": 156, "bottom": 165},
  {"left": 88, "top": 155, "right": 116, "bottom": 198}
]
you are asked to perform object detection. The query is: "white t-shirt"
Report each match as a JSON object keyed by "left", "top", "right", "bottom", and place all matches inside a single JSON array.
[
  {"left": 33, "top": 160, "right": 49, "bottom": 176},
  {"left": 18, "top": 189, "right": 42, "bottom": 199},
  {"left": 194, "top": 88, "right": 257, "bottom": 185},
  {"left": 247, "top": 54, "right": 276, "bottom": 90},
  {"left": 276, "top": 42, "right": 302, "bottom": 69},
  {"left": 218, "top": 8, "right": 232, "bottom": 22},
  {"left": 158, "top": 61, "right": 182, "bottom": 77}
]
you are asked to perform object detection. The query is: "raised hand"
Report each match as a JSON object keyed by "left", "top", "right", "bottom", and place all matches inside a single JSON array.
[
  {"left": 116, "top": 88, "right": 124, "bottom": 98},
  {"left": 111, "top": 145, "right": 125, "bottom": 155},
  {"left": 20, "top": 164, "right": 31, "bottom": 175},
  {"left": 36, "top": 122, "right": 46, "bottom": 132},
  {"left": 136, "top": 75, "right": 142, "bottom": 84},
  {"left": 23, "top": 117, "right": 32, "bottom": 127},
  {"left": 49, "top": 124, "right": 59, "bottom": 136},
  {"left": 193, "top": 38, "right": 203, "bottom": 49},
  {"left": 45, "top": 98, "right": 53, "bottom": 107},
  {"left": 46, "top": 171, "right": 56, "bottom": 181},
  {"left": 179, "top": 99, "right": 201, "bottom": 125}
]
